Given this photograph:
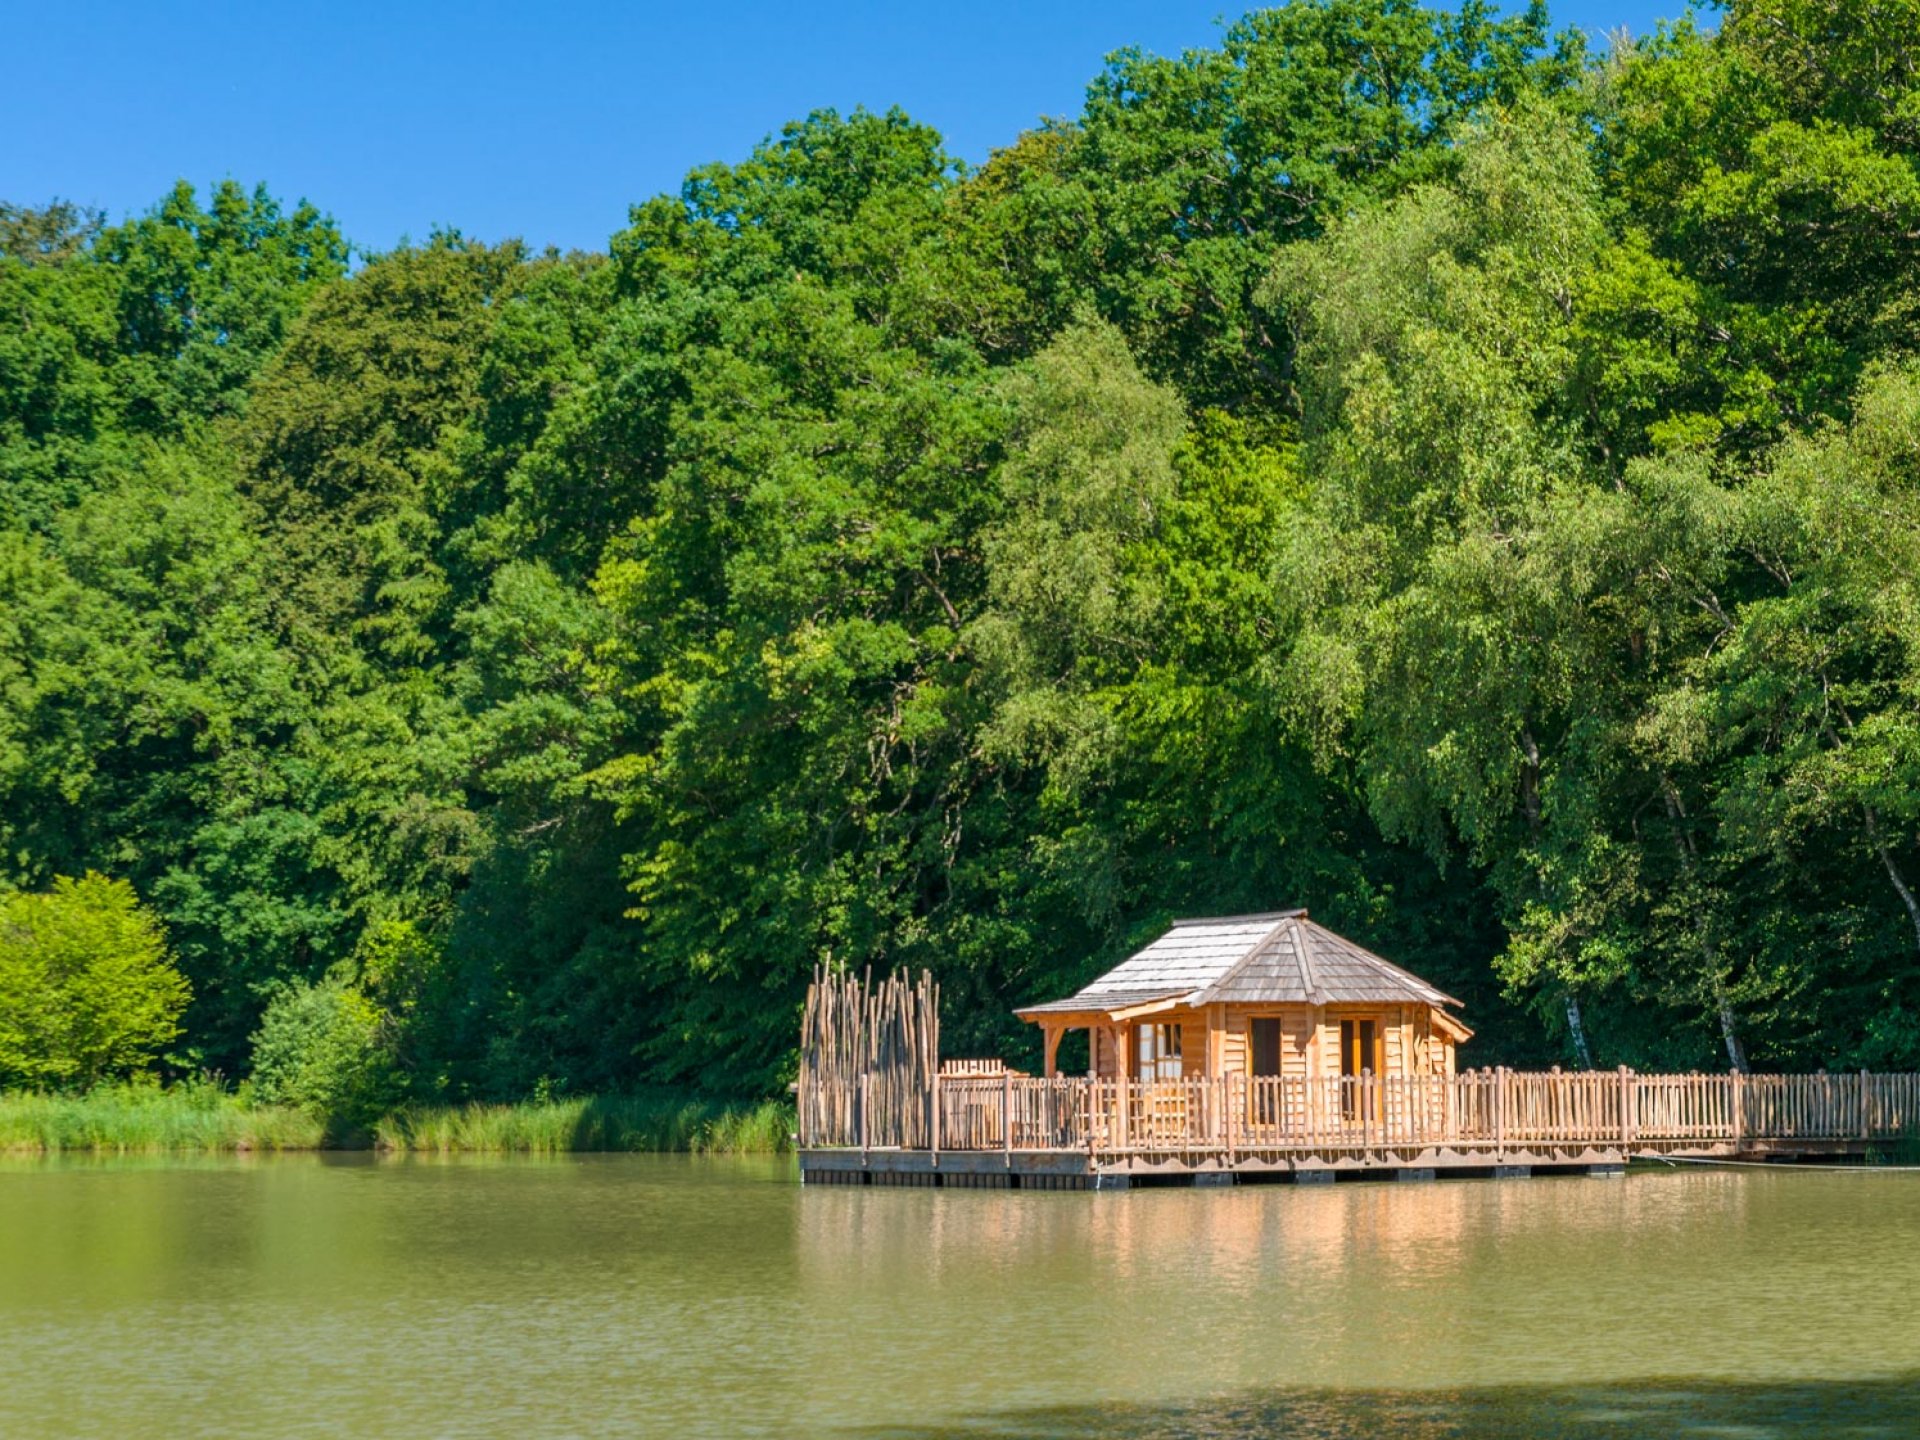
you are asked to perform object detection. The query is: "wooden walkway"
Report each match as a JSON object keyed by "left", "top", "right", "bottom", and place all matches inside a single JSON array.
[{"left": 798, "top": 1070, "right": 1920, "bottom": 1189}]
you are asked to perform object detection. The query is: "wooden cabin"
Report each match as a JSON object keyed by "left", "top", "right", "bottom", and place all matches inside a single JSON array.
[{"left": 1015, "top": 910, "right": 1471, "bottom": 1085}]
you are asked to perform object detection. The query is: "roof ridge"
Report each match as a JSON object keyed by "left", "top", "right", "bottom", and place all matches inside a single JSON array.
[
  {"left": 1169, "top": 908, "right": 1306, "bottom": 928},
  {"left": 1192, "top": 913, "right": 1300, "bottom": 1005},
  {"left": 1293, "top": 916, "right": 1321, "bottom": 1004}
]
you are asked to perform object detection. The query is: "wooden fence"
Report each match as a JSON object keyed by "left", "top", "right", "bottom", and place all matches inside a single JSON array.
[
  {"left": 797, "top": 967, "right": 939, "bottom": 1150},
  {"left": 802, "top": 1067, "right": 1920, "bottom": 1158}
]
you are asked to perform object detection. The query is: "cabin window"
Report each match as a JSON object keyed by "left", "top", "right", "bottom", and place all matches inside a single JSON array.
[
  {"left": 1135, "top": 1022, "right": 1183, "bottom": 1082},
  {"left": 1250, "top": 1018, "right": 1282, "bottom": 1077}
]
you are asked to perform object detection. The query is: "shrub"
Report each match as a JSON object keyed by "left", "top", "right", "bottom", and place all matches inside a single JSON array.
[
  {"left": 0, "top": 873, "right": 191, "bottom": 1087},
  {"left": 248, "top": 976, "right": 404, "bottom": 1127}
]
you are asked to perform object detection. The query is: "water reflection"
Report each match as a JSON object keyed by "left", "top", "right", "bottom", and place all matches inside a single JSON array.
[
  {"left": 2, "top": 1157, "right": 1918, "bottom": 1439},
  {"left": 789, "top": 1170, "right": 1812, "bottom": 1408},
  {"left": 856, "top": 1378, "right": 1920, "bottom": 1439}
]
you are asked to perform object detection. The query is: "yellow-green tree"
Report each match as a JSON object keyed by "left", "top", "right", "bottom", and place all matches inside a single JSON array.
[{"left": 0, "top": 873, "right": 190, "bottom": 1087}]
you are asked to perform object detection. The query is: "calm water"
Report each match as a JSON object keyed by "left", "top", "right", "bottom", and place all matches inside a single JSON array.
[{"left": 1, "top": 1156, "right": 1917, "bottom": 1439}]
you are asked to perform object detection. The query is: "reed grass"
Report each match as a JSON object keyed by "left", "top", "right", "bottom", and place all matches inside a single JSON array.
[
  {"left": 374, "top": 1094, "right": 793, "bottom": 1154},
  {"left": 0, "top": 1080, "right": 325, "bottom": 1154},
  {"left": 0, "top": 1083, "right": 792, "bottom": 1155}
]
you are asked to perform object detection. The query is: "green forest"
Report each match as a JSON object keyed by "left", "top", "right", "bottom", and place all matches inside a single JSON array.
[{"left": 4, "top": 0, "right": 1919, "bottom": 1115}]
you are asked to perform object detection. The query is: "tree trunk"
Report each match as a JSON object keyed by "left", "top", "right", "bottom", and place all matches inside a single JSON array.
[
  {"left": 1864, "top": 804, "right": 1920, "bottom": 955},
  {"left": 1520, "top": 727, "right": 1591, "bottom": 1065},
  {"left": 1660, "top": 777, "right": 1748, "bottom": 1073},
  {"left": 1564, "top": 992, "right": 1595, "bottom": 1071},
  {"left": 1713, "top": 981, "right": 1748, "bottom": 1073}
]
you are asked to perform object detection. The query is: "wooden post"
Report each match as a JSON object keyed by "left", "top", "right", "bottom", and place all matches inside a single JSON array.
[
  {"left": 797, "top": 1072, "right": 810, "bottom": 1151},
  {"left": 1225, "top": 1074, "right": 1237, "bottom": 1169},
  {"left": 1002, "top": 1068, "right": 1013, "bottom": 1165},
  {"left": 930, "top": 1068, "right": 941, "bottom": 1165},
  {"left": 1088, "top": 1078, "right": 1099, "bottom": 1162},
  {"left": 1730, "top": 1068, "right": 1743, "bottom": 1151},
  {"left": 1619, "top": 1066, "right": 1633, "bottom": 1151},
  {"left": 860, "top": 1071, "right": 871, "bottom": 1159},
  {"left": 1495, "top": 1067, "right": 1507, "bottom": 1162},
  {"left": 1862, "top": 1069, "right": 1873, "bottom": 1140}
]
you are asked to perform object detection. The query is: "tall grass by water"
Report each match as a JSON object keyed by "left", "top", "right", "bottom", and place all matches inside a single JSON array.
[
  {"left": 0, "top": 1080, "right": 325, "bottom": 1153},
  {"left": 0, "top": 1083, "right": 792, "bottom": 1155},
  {"left": 374, "top": 1095, "right": 792, "bottom": 1154}
]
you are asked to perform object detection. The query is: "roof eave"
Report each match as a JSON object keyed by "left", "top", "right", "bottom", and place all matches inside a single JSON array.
[
  {"left": 1013, "top": 992, "right": 1195, "bottom": 1024},
  {"left": 1431, "top": 1008, "right": 1474, "bottom": 1043}
]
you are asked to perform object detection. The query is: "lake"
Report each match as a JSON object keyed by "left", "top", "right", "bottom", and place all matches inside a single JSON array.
[{"left": 1, "top": 1156, "right": 1916, "bottom": 1438}]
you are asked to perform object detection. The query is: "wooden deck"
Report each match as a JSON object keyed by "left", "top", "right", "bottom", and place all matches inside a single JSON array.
[{"left": 798, "top": 1070, "right": 1919, "bottom": 1189}]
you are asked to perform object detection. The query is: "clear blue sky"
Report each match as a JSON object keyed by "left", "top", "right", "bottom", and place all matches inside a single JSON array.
[{"left": 7, "top": 1, "right": 1697, "bottom": 256}]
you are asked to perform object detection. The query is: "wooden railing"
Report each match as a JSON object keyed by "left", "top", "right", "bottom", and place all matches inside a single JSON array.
[{"left": 798, "top": 1067, "right": 1920, "bottom": 1157}]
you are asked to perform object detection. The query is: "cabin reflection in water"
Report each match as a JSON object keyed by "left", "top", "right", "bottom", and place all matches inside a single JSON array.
[{"left": 785, "top": 1174, "right": 1789, "bottom": 1408}]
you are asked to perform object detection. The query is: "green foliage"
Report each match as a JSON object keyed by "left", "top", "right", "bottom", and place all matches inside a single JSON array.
[
  {"left": 0, "top": 874, "right": 190, "bottom": 1088},
  {"left": 6, "top": 0, "right": 1920, "bottom": 1098},
  {"left": 0, "top": 182, "right": 345, "bottom": 530},
  {"left": 248, "top": 978, "right": 404, "bottom": 1126}
]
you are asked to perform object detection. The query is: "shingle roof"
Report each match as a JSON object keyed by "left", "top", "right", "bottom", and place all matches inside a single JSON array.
[
  {"left": 1015, "top": 910, "right": 1462, "bottom": 1016},
  {"left": 1197, "top": 917, "right": 1460, "bottom": 1007}
]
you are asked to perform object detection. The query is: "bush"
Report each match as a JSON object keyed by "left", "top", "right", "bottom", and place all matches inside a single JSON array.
[
  {"left": 0, "top": 873, "right": 191, "bottom": 1087},
  {"left": 248, "top": 977, "right": 404, "bottom": 1128}
]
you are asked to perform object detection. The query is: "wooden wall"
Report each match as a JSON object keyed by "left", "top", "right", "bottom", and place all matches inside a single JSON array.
[
  {"left": 1080, "top": 1003, "right": 1456, "bottom": 1082},
  {"left": 1181, "top": 1011, "right": 1209, "bottom": 1079},
  {"left": 1220, "top": 1003, "right": 1451, "bottom": 1080}
]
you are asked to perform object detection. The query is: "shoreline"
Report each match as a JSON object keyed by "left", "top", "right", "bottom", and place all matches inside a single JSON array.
[{"left": 0, "top": 1085, "right": 793, "bottom": 1156}]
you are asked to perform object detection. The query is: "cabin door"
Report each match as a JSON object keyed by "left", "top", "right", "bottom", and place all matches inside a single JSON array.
[
  {"left": 1249, "top": 1018, "right": 1282, "bottom": 1124},
  {"left": 1339, "top": 1018, "right": 1385, "bottom": 1121}
]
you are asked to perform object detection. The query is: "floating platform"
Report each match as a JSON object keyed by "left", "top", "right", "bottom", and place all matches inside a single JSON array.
[
  {"left": 798, "top": 1140, "right": 1880, "bottom": 1189},
  {"left": 799, "top": 1068, "right": 1905, "bottom": 1190},
  {"left": 799, "top": 1146, "right": 1633, "bottom": 1189}
]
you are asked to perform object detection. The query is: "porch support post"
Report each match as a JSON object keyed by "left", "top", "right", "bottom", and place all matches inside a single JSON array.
[{"left": 1043, "top": 1024, "right": 1063, "bottom": 1079}]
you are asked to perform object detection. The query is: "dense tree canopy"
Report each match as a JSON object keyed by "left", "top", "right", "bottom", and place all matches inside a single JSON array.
[{"left": 4, "top": 0, "right": 1919, "bottom": 1096}]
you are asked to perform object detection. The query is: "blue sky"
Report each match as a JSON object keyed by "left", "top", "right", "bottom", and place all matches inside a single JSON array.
[{"left": 8, "top": 1, "right": 1699, "bottom": 256}]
